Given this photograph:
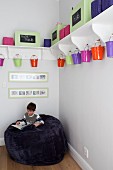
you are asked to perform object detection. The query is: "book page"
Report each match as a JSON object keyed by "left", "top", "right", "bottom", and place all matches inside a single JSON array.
[{"left": 11, "top": 124, "right": 27, "bottom": 130}]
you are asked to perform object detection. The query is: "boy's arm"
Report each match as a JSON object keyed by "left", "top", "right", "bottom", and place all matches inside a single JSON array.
[
  {"left": 23, "top": 115, "right": 27, "bottom": 124},
  {"left": 36, "top": 114, "right": 44, "bottom": 124},
  {"left": 16, "top": 115, "right": 27, "bottom": 125}
]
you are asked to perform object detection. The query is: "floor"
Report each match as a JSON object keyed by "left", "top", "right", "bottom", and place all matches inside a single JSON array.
[{"left": 0, "top": 146, "right": 82, "bottom": 170}]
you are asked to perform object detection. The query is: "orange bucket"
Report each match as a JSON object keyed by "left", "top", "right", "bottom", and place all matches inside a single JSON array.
[
  {"left": 91, "top": 40, "right": 105, "bottom": 60},
  {"left": 30, "top": 55, "right": 38, "bottom": 67},
  {"left": 57, "top": 58, "right": 65, "bottom": 67}
]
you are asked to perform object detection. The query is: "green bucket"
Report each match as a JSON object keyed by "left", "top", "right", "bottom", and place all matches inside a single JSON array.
[
  {"left": 66, "top": 55, "right": 73, "bottom": 65},
  {"left": 13, "top": 58, "right": 22, "bottom": 67}
]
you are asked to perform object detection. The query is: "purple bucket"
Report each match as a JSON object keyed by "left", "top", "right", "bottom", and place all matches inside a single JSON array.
[
  {"left": 72, "top": 53, "right": 81, "bottom": 64},
  {"left": 81, "top": 50, "right": 91, "bottom": 62},
  {"left": 106, "top": 41, "right": 113, "bottom": 57},
  {"left": 0, "top": 58, "right": 4, "bottom": 66}
]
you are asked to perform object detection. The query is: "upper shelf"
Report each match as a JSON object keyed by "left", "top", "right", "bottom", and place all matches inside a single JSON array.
[
  {"left": 0, "top": 45, "right": 50, "bottom": 49},
  {"left": 50, "top": 5, "right": 113, "bottom": 55},
  {"left": 1, "top": 6, "right": 113, "bottom": 60}
]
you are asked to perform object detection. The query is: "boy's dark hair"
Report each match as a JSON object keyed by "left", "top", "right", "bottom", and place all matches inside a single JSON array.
[{"left": 27, "top": 102, "right": 36, "bottom": 111}]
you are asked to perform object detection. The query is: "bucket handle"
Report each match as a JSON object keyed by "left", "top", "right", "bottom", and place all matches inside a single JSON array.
[
  {"left": 0, "top": 53, "right": 4, "bottom": 59},
  {"left": 94, "top": 39, "right": 101, "bottom": 46},
  {"left": 84, "top": 44, "right": 90, "bottom": 51},
  {"left": 68, "top": 50, "right": 72, "bottom": 56},
  {"left": 14, "top": 54, "right": 22, "bottom": 59},
  {"left": 109, "top": 34, "right": 113, "bottom": 41},
  {"left": 31, "top": 55, "right": 38, "bottom": 59},
  {"left": 58, "top": 53, "right": 65, "bottom": 59},
  {"left": 95, "top": 39, "right": 101, "bottom": 46},
  {"left": 74, "top": 48, "right": 80, "bottom": 54}
]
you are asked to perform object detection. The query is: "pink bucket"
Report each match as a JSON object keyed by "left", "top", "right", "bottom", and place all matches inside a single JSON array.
[
  {"left": 81, "top": 45, "right": 91, "bottom": 62},
  {"left": 81, "top": 50, "right": 91, "bottom": 62},
  {"left": 0, "top": 58, "right": 4, "bottom": 66}
]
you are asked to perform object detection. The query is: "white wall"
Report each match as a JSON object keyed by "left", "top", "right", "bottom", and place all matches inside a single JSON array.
[
  {"left": 59, "top": 0, "right": 80, "bottom": 24},
  {"left": 0, "top": 59, "right": 59, "bottom": 140},
  {"left": 0, "top": 0, "right": 59, "bottom": 46},
  {"left": 0, "top": 0, "right": 59, "bottom": 144},
  {"left": 59, "top": 1, "right": 113, "bottom": 170},
  {"left": 59, "top": 59, "right": 113, "bottom": 170}
]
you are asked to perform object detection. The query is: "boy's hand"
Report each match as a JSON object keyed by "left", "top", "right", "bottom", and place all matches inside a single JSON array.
[
  {"left": 16, "top": 121, "right": 20, "bottom": 125},
  {"left": 33, "top": 122, "right": 41, "bottom": 127}
]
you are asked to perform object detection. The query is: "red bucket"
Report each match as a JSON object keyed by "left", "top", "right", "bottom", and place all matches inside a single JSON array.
[
  {"left": 30, "top": 55, "right": 38, "bottom": 67},
  {"left": 91, "top": 46, "right": 105, "bottom": 60},
  {"left": 57, "top": 58, "right": 65, "bottom": 67}
]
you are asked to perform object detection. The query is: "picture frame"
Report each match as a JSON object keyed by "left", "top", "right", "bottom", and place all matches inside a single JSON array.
[
  {"left": 8, "top": 72, "right": 48, "bottom": 82},
  {"left": 51, "top": 23, "right": 65, "bottom": 45},
  {"left": 15, "top": 31, "right": 40, "bottom": 47},
  {"left": 70, "top": 0, "right": 92, "bottom": 32},
  {"left": 8, "top": 88, "right": 48, "bottom": 98}
]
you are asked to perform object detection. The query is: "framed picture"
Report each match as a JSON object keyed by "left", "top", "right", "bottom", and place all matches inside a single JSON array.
[
  {"left": 9, "top": 88, "right": 48, "bottom": 98},
  {"left": 8, "top": 72, "right": 48, "bottom": 82},
  {"left": 15, "top": 31, "right": 40, "bottom": 47}
]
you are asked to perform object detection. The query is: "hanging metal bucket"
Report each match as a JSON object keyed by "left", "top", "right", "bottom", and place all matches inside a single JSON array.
[
  {"left": 57, "top": 58, "right": 65, "bottom": 67},
  {"left": 81, "top": 44, "right": 91, "bottom": 62},
  {"left": 13, "top": 54, "right": 22, "bottom": 67},
  {"left": 66, "top": 55, "right": 73, "bottom": 65},
  {"left": 66, "top": 51, "right": 73, "bottom": 65},
  {"left": 72, "top": 48, "right": 81, "bottom": 64},
  {"left": 106, "top": 35, "right": 113, "bottom": 58},
  {"left": 0, "top": 54, "right": 5, "bottom": 66},
  {"left": 30, "top": 55, "right": 38, "bottom": 67},
  {"left": 91, "top": 40, "right": 105, "bottom": 60},
  {"left": 0, "top": 58, "right": 4, "bottom": 66}
]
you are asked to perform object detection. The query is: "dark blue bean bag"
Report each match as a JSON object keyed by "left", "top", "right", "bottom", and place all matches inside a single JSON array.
[{"left": 4, "top": 115, "right": 68, "bottom": 165}]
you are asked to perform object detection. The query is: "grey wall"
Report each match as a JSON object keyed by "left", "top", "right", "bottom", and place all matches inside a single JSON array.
[
  {"left": 0, "top": 0, "right": 59, "bottom": 46},
  {"left": 59, "top": 60, "right": 113, "bottom": 170},
  {"left": 59, "top": 1, "right": 113, "bottom": 170},
  {"left": 0, "top": 0, "right": 59, "bottom": 143},
  {"left": 59, "top": 0, "right": 80, "bottom": 24},
  {"left": 0, "top": 59, "right": 59, "bottom": 139}
]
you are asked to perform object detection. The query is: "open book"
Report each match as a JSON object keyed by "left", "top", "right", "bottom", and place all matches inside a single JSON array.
[{"left": 11, "top": 124, "right": 29, "bottom": 130}]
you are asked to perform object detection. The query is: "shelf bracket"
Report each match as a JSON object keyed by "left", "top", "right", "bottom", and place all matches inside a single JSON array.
[
  {"left": 71, "top": 30, "right": 101, "bottom": 50},
  {"left": 41, "top": 48, "right": 43, "bottom": 60},
  {"left": 92, "top": 23, "right": 113, "bottom": 44},
  {"left": 58, "top": 43, "right": 76, "bottom": 56},
  {"left": 50, "top": 47, "right": 60, "bottom": 58}
]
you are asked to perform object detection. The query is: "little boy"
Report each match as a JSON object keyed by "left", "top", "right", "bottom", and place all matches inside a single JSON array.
[{"left": 16, "top": 102, "right": 44, "bottom": 127}]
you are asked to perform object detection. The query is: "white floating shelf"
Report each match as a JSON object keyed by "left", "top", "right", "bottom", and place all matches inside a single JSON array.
[
  {"left": 7, "top": 45, "right": 50, "bottom": 50},
  {"left": 0, "top": 45, "right": 49, "bottom": 50},
  {"left": 51, "top": 5, "right": 113, "bottom": 55},
  {"left": 8, "top": 47, "right": 42, "bottom": 60},
  {"left": 0, "top": 45, "right": 56, "bottom": 60}
]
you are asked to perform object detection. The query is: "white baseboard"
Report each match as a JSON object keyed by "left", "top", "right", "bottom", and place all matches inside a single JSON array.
[
  {"left": 68, "top": 143, "right": 93, "bottom": 170},
  {"left": 0, "top": 138, "right": 5, "bottom": 146}
]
